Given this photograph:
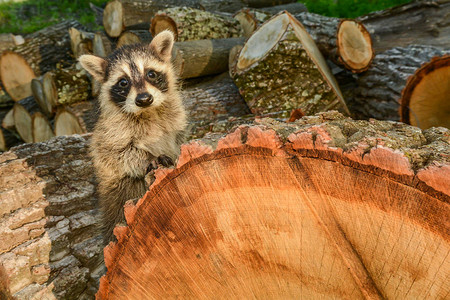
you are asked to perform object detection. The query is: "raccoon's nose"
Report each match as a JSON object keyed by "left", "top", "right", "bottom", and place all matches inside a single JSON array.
[{"left": 135, "top": 93, "right": 153, "bottom": 107}]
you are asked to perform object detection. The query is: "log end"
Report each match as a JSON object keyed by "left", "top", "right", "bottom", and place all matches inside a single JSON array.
[
  {"left": 337, "top": 19, "right": 374, "bottom": 73},
  {"left": 0, "top": 51, "right": 36, "bottom": 101},
  {"left": 103, "top": 0, "right": 123, "bottom": 38},
  {"left": 150, "top": 15, "right": 178, "bottom": 41},
  {"left": 400, "top": 54, "right": 450, "bottom": 130}
]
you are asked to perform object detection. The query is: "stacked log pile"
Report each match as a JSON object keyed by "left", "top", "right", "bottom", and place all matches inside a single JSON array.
[{"left": 0, "top": 0, "right": 449, "bottom": 298}]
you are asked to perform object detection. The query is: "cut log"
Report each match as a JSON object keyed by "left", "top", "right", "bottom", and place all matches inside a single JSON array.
[
  {"left": 31, "top": 78, "right": 52, "bottom": 118},
  {"left": 230, "top": 12, "right": 349, "bottom": 119},
  {"left": 93, "top": 32, "right": 114, "bottom": 57},
  {"left": 13, "top": 97, "right": 40, "bottom": 143},
  {"left": 150, "top": 7, "right": 243, "bottom": 42},
  {"left": 4, "top": 20, "right": 85, "bottom": 76},
  {"left": 31, "top": 112, "right": 54, "bottom": 143},
  {"left": 182, "top": 72, "right": 251, "bottom": 138},
  {"left": 97, "top": 111, "right": 450, "bottom": 300},
  {"left": 54, "top": 103, "right": 95, "bottom": 136},
  {"left": 350, "top": 45, "right": 449, "bottom": 123},
  {"left": 173, "top": 38, "right": 245, "bottom": 79},
  {"left": 0, "top": 135, "right": 104, "bottom": 298},
  {"left": 400, "top": 54, "right": 450, "bottom": 130},
  {"left": 0, "top": 51, "right": 36, "bottom": 101},
  {"left": 358, "top": 0, "right": 450, "bottom": 52},
  {"left": 0, "top": 85, "right": 14, "bottom": 108},
  {"left": 69, "top": 27, "right": 95, "bottom": 58},
  {"left": 117, "top": 30, "right": 152, "bottom": 48},
  {"left": 1, "top": 109, "right": 14, "bottom": 130},
  {"left": 103, "top": 0, "right": 202, "bottom": 37},
  {"left": 0, "top": 33, "right": 25, "bottom": 53},
  {"left": 0, "top": 21, "right": 86, "bottom": 102}
]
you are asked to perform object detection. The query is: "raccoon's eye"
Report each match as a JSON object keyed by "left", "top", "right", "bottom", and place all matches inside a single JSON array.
[
  {"left": 147, "top": 70, "right": 157, "bottom": 79},
  {"left": 118, "top": 78, "right": 129, "bottom": 88}
]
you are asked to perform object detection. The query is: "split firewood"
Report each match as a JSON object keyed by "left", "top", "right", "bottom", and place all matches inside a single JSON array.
[
  {"left": 32, "top": 111, "right": 55, "bottom": 143},
  {"left": 93, "top": 32, "right": 114, "bottom": 57},
  {"left": 235, "top": 9, "right": 374, "bottom": 72},
  {"left": 0, "top": 135, "right": 104, "bottom": 299},
  {"left": 0, "top": 20, "right": 86, "bottom": 101},
  {"left": 150, "top": 7, "right": 243, "bottom": 42},
  {"left": 103, "top": 0, "right": 203, "bottom": 37},
  {"left": 69, "top": 27, "right": 95, "bottom": 58},
  {"left": 358, "top": 0, "right": 450, "bottom": 52},
  {"left": 12, "top": 97, "right": 40, "bottom": 143},
  {"left": 1, "top": 108, "right": 14, "bottom": 130},
  {"left": 117, "top": 30, "right": 152, "bottom": 47},
  {"left": 97, "top": 111, "right": 450, "bottom": 300},
  {"left": 182, "top": 72, "right": 251, "bottom": 138},
  {"left": 173, "top": 38, "right": 245, "bottom": 79},
  {"left": 230, "top": 12, "right": 349, "bottom": 119},
  {"left": 32, "top": 65, "right": 91, "bottom": 117},
  {"left": 0, "top": 51, "right": 36, "bottom": 101},
  {"left": 54, "top": 101, "right": 97, "bottom": 136},
  {"left": 350, "top": 45, "right": 449, "bottom": 128}
]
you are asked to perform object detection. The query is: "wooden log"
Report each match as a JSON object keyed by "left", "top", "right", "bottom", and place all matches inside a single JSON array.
[
  {"left": 150, "top": 7, "right": 243, "bottom": 42},
  {"left": 96, "top": 111, "right": 450, "bottom": 300},
  {"left": 117, "top": 30, "right": 152, "bottom": 47},
  {"left": 0, "top": 21, "right": 86, "bottom": 101},
  {"left": 31, "top": 112, "right": 54, "bottom": 143},
  {"left": 0, "top": 51, "right": 36, "bottom": 101},
  {"left": 235, "top": 9, "right": 373, "bottom": 72},
  {"left": 31, "top": 78, "right": 52, "bottom": 118},
  {"left": 0, "top": 135, "right": 104, "bottom": 299},
  {"left": 358, "top": 0, "right": 450, "bottom": 52},
  {"left": 230, "top": 12, "right": 349, "bottom": 119},
  {"left": 93, "top": 32, "right": 114, "bottom": 57},
  {"left": 0, "top": 33, "right": 24, "bottom": 53},
  {"left": 350, "top": 45, "right": 449, "bottom": 125},
  {"left": 173, "top": 38, "right": 245, "bottom": 79},
  {"left": 0, "top": 85, "right": 14, "bottom": 108},
  {"left": 13, "top": 97, "right": 40, "bottom": 143},
  {"left": 54, "top": 101, "right": 97, "bottom": 136},
  {"left": 103, "top": 0, "right": 202, "bottom": 37},
  {"left": 1, "top": 109, "right": 14, "bottom": 130},
  {"left": 69, "top": 27, "right": 95, "bottom": 58},
  {"left": 400, "top": 54, "right": 450, "bottom": 130},
  {"left": 0, "top": 128, "right": 20, "bottom": 152},
  {"left": 182, "top": 72, "right": 251, "bottom": 138}
]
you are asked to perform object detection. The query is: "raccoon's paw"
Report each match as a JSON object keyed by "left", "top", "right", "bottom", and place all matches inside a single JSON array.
[{"left": 157, "top": 155, "right": 174, "bottom": 168}]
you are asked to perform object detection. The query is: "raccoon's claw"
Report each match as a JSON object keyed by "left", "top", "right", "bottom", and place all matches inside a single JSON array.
[{"left": 157, "top": 155, "right": 174, "bottom": 167}]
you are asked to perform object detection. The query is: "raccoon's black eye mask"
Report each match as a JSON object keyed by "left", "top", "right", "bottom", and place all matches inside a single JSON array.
[
  {"left": 145, "top": 69, "right": 169, "bottom": 93},
  {"left": 110, "top": 76, "right": 131, "bottom": 106}
]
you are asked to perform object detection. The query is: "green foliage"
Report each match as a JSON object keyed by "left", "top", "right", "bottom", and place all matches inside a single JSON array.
[
  {"left": 298, "top": 0, "right": 413, "bottom": 18},
  {"left": 0, "top": 0, "right": 105, "bottom": 34}
]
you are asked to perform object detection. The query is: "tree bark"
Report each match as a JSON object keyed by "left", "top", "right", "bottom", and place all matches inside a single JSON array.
[
  {"left": 97, "top": 111, "right": 450, "bottom": 300},
  {"left": 182, "top": 72, "right": 251, "bottom": 138},
  {"left": 231, "top": 12, "right": 348, "bottom": 119},
  {"left": 173, "top": 38, "right": 245, "bottom": 79},
  {"left": 0, "top": 134, "right": 104, "bottom": 299},
  {"left": 151, "top": 7, "right": 243, "bottom": 42},
  {"left": 358, "top": 0, "right": 450, "bottom": 52},
  {"left": 349, "top": 45, "right": 449, "bottom": 123}
]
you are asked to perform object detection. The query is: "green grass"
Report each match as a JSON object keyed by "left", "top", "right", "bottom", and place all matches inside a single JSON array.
[
  {"left": 0, "top": 0, "right": 105, "bottom": 34},
  {"left": 298, "top": 0, "right": 413, "bottom": 18}
]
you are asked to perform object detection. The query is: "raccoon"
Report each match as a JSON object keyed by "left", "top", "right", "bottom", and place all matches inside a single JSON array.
[{"left": 79, "top": 30, "right": 187, "bottom": 243}]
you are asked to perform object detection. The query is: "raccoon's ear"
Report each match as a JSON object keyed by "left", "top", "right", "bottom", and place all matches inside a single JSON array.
[
  {"left": 78, "top": 55, "right": 107, "bottom": 82},
  {"left": 150, "top": 30, "right": 175, "bottom": 62}
]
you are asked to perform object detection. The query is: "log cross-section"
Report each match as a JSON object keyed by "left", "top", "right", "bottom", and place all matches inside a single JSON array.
[{"left": 97, "top": 111, "right": 450, "bottom": 300}]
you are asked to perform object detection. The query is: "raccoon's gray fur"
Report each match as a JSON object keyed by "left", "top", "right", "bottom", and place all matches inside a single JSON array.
[{"left": 79, "top": 30, "right": 187, "bottom": 243}]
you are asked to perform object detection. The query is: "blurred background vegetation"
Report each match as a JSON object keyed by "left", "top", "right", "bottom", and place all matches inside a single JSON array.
[{"left": 0, "top": 0, "right": 414, "bottom": 34}]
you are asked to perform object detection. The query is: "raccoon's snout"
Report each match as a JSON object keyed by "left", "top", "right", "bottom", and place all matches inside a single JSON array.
[{"left": 135, "top": 93, "right": 153, "bottom": 107}]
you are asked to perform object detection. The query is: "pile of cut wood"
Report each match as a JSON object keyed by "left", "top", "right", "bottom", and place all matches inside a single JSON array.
[
  {"left": 0, "top": 0, "right": 449, "bottom": 152},
  {"left": 0, "top": 1, "right": 449, "bottom": 298}
]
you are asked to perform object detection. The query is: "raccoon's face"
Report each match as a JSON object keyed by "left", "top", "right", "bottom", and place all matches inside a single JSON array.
[{"left": 79, "top": 30, "right": 176, "bottom": 114}]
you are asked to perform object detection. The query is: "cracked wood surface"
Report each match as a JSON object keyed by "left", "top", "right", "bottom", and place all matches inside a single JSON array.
[{"left": 97, "top": 111, "right": 450, "bottom": 299}]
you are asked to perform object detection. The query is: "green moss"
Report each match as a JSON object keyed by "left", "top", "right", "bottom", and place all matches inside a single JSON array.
[
  {"left": 0, "top": 0, "right": 105, "bottom": 34},
  {"left": 298, "top": 0, "right": 414, "bottom": 18}
]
